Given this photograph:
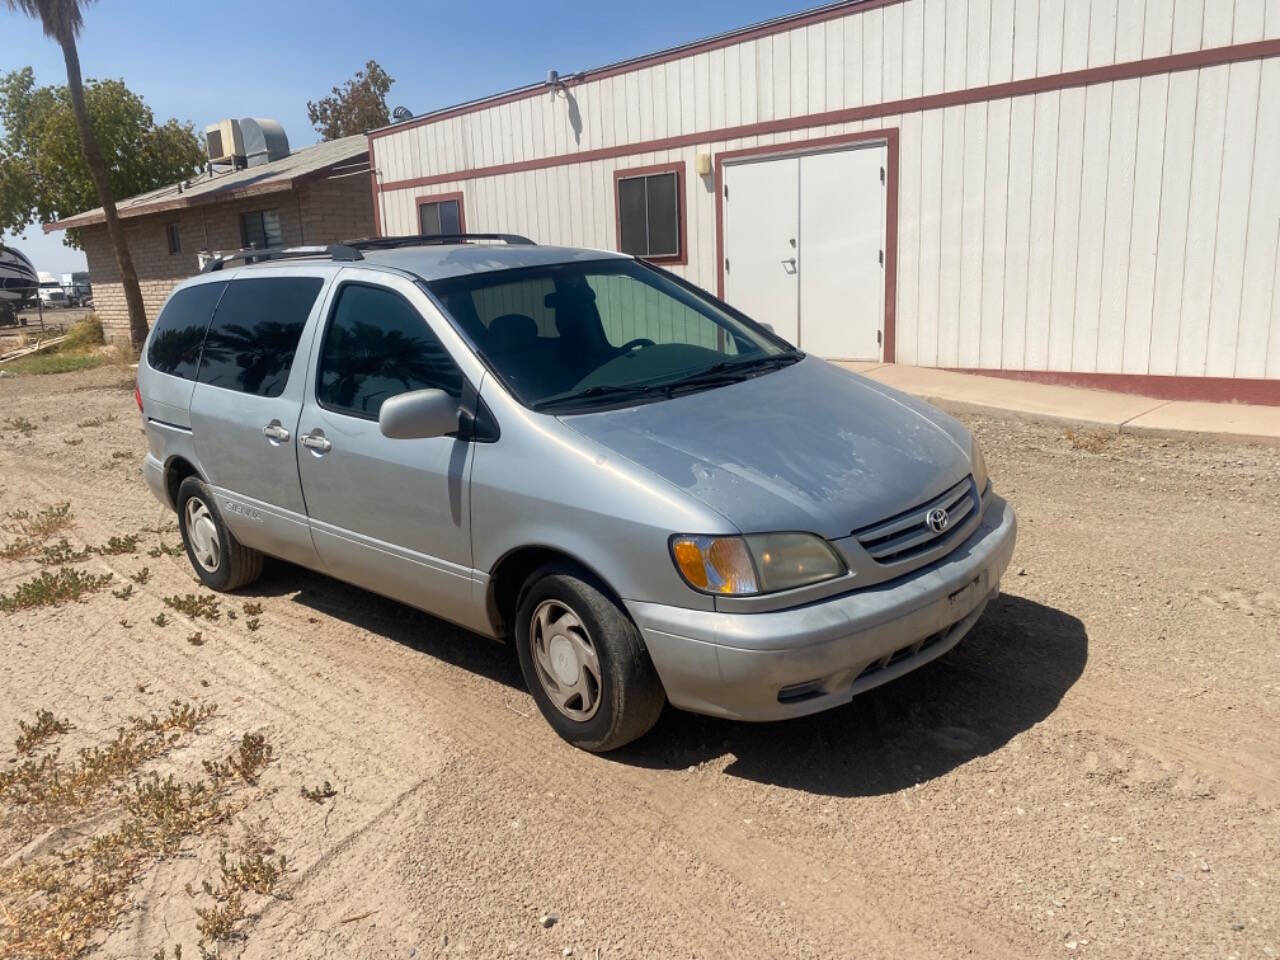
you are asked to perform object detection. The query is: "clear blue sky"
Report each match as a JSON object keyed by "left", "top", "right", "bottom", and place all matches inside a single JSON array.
[{"left": 2, "top": 0, "right": 814, "bottom": 274}]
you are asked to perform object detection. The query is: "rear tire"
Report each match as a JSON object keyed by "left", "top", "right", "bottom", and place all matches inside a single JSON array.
[
  {"left": 515, "top": 565, "right": 665, "bottom": 752},
  {"left": 176, "top": 476, "right": 263, "bottom": 592}
]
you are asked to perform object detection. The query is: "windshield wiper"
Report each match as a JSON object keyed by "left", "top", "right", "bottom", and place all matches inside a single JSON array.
[
  {"left": 662, "top": 351, "right": 804, "bottom": 392},
  {"left": 530, "top": 382, "right": 665, "bottom": 411}
]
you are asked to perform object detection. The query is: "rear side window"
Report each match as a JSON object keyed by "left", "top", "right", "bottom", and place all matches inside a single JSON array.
[
  {"left": 146, "top": 282, "right": 227, "bottom": 379},
  {"left": 197, "top": 277, "right": 324, "bottom": 398},
  {"left": 317, "top": 283, "right": 463, "bottom": 419}
]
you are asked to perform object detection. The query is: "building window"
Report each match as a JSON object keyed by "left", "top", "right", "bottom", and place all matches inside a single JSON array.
[
  {"left": 165, "top": 222, "right": 181, "bottom": 255},
  {"left": 240, "top": 208, "right": 283, "bottom": 249},
  {"left": 417, "top": 194, "right": 464, "bottom": 237},
  {"left": 614, "top": 164, "right": 684, "bottom": 262}
]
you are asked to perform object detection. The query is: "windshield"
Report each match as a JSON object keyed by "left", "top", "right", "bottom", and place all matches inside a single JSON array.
[{"left": 426, "top": 259, "right": 797, "bottom": 411}]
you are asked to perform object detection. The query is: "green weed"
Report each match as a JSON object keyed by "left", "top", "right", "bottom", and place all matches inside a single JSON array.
[
  {"left": 0, "top": 568, "right": 113, "bottom": 613},
  {"left": 164, "top": 594, "right": 221, "bottom": 621}
]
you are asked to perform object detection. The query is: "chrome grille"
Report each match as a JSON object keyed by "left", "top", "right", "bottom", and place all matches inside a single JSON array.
[{"left": 852, "top": 476, "right": 975, "bottom": 564}]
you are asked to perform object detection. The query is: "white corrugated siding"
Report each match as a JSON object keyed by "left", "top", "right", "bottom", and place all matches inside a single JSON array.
[{"left": 374, "top": 0, "right": 1280, "bottom": 378}]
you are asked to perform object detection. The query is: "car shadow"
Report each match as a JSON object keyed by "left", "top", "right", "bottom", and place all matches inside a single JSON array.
[
  {"left": 248, "top": 565, "right": 1085, "bottom": 798},
  {"left": 250, "top": 559, "right": 527, "bottom": 692},
  {"left": 609, "top": 593, "right": 1088, "bottom": 797}
]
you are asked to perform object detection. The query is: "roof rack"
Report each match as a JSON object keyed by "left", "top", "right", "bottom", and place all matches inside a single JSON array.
[
  {"left": 348, "top": 233, "right": 536, "bottom": 251},
  {"left": 199, "top": 243, "right": 364, "bottom": 273}
]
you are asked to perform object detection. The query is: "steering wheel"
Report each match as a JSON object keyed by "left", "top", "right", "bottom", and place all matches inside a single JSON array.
[{"left": 618, "top": 338, "right": 656, "bottom": 354}]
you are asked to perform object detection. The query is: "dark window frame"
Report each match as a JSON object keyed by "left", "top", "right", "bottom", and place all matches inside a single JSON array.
[
  {"left": 165, "top": 222, "right": 182, "bottom": 255},
  {"left": 416, "top": 191, "right": 466, "bottom": 237},
  {"left": 239, "top": 208, "right": 283, "bottom": 249},
  {"left": 612, "top": 162, "right": 686, "bottom": 265},
  {"left": 314, "top": 280, "right": 467, "bottom": 423}
]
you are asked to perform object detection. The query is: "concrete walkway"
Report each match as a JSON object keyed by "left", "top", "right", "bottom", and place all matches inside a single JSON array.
[{"left": 838, "top": 363, "right": 1280, "bottom": 442}]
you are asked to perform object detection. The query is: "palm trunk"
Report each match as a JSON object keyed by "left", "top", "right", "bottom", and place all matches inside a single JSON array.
[{"left": 59, "top": 32, "right": 149, "bottom": 354}]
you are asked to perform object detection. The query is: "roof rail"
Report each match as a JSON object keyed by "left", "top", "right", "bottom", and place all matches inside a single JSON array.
[
  {"left": 348, "top": 233, "right": 536, "bottom": 250},
  {"left": 199, "top": 243, "right": 364, "bottom": 273}
]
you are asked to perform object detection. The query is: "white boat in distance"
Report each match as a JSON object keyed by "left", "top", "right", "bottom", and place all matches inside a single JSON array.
[{"left": 1, "top": 244, "right": 39, "bottom": 306}]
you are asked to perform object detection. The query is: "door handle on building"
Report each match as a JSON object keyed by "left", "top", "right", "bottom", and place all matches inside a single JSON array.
[{"left": 781, "top": 257, "right": 797, "bottom": 273}]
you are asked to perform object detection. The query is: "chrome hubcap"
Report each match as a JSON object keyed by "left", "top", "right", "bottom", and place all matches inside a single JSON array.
[
  {"left": 184, "top": 497, "right": 221, "bottom": 572},
  {"left": 530, "top": 599, "right": 601, "bottom": 721}
]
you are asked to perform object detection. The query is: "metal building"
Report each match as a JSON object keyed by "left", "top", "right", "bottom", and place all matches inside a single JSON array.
[{"left": 369, "top": 0, "right": 1280, "bottom": 403}]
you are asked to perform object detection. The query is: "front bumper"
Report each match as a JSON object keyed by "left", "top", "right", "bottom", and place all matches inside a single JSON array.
[{"left": 626, "top": 495, "right": 1017, "bottom": 721}]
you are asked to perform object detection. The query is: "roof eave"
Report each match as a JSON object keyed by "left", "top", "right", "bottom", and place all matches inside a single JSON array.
[{"left": 43, "top": 149, "right": 369, "bottom": 233}]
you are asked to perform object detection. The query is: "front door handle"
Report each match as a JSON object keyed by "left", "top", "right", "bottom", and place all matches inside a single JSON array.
[
  {"left": 262, "top": 422, "right": 290, "bottom": 443},
  {"left": 300, "top": 431, "right": 332, "bottom": 454}
]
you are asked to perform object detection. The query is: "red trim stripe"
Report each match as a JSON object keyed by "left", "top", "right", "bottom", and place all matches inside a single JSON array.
[
  {"left": 369, "top": 0, "right": 907, "bottom": 142},
  {"left": 944, "top": 369, "right": 1280, "bottom": 406},
  {"left": 373, "top": 39, "right": 1280, "bottom": 195}
]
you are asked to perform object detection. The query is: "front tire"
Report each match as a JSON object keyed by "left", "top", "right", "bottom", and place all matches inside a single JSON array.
[
  {"left": 515, "top": 565, "right": 665, "bottom": 752},
  {"left": 176, "top": 476, "right": 263, "bottom": 592}
]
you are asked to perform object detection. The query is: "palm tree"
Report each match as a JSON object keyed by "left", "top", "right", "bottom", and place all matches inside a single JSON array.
[{"left": 6, "top": 0, "right": 150, "bottom": 353}]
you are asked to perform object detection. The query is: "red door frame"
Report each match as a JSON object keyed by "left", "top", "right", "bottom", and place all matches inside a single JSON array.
[{"left": 714, "top": 127, "right": 900, "bottom": 363}]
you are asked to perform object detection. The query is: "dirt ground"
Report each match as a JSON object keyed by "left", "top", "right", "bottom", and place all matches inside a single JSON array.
[{"left": 1, "top": 364, "right": 1277, "bottom": 960}]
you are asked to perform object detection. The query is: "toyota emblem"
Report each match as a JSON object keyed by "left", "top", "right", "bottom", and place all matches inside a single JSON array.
[{"left": 926, "top": 507, "right": 950, "bottom": 533}]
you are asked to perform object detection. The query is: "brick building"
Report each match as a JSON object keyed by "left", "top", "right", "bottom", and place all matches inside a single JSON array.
[{"left": 46, "top": 135, "right": 372, "bottom": 345}]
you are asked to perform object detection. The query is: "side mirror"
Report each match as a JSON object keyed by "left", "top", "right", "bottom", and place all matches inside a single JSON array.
[{"left": 379, "top": 389, "right": 459, "bottom": 440}]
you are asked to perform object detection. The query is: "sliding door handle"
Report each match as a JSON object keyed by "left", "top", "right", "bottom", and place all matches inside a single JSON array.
[{"left": 262, "top": 422, "right": 290, "bottom": 443}]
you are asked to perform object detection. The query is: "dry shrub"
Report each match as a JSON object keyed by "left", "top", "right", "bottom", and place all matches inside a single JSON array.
[
  {"left": 0, "top": 704, "right": 279, "bottom": 960},
  {"left": 15, "top": 709, "right": 71, "bottom": 756},
  {"left": 1064, "top": 427, "right": 1113, "bottom": 453}
]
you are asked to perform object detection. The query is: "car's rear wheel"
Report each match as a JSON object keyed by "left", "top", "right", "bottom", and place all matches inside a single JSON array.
[
  {"left": 515, "top": 565, "right": 665, "bottom": 752},
  {"left": 176, "top": 476, "right": 263, "bottom": 592}
]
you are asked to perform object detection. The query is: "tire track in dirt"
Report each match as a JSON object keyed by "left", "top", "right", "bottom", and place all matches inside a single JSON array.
[
  {"left": 937, "top": 658, "right": 1280, "bottom": 805},
  {"left": 244, "top": 588, "right": 1029, "bottom": 959}
]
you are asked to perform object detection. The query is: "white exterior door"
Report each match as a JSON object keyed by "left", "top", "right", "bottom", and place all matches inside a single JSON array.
[
  {"left": 722, "top": 156, "right": 800, "bottom": 343},
  {"left": 722, "top": 144, "right": 887, "bottom": 360}
]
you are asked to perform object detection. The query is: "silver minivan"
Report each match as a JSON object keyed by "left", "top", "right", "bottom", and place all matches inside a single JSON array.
[{"left": 137, "top": 235, "right": 1016, "bottom": 751}]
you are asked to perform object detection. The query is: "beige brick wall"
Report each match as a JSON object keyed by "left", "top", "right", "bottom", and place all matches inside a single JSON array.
[{"left": 81, "top": 173, "right": 373, "bottom": 346}]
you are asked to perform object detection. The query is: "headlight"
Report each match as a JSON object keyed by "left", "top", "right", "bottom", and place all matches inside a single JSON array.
[
  {"left": 971, "top": 437, "right": 989, "bottom": 495},
  {"left": 670, "top": 532, "right": 846, "bottom": 596}
]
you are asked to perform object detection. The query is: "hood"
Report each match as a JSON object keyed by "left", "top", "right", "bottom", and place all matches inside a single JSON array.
[{"left": 559, "top": 357, "right": 973, "bottom": 539}]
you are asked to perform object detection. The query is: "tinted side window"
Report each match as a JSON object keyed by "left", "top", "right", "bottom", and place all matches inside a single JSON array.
[
  {"left": 146, "top": 282, "right": 227, "bottom": 379},
  {"left": 317, "top": 283, "right": 463, "bottom": 419},
  {"left": 197, "top": 277, "right": 323, "bottom": 398}
]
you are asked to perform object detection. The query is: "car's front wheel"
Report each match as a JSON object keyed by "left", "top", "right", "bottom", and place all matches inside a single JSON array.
[
  {"left": 515, "top": 565, "right": 665, "bottom": 752},
  {"left": 176, "top": 476, "right": 263, "bottom": 592}
]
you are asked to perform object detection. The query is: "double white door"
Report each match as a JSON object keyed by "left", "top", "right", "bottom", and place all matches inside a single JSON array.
[{"left": 723, "top": 144, "right": 887, "bottom": 361}]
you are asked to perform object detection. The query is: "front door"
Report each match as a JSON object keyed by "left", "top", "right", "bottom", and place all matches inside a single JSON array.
[
  {"left": 722, "top": 143, "right": 887, "bottom": 360},
  {"left": 722, "top": 156, "right": 800, "bottom": 343},
  {"left": 295, "top": 273, "right": 480, "bottom": 631}
]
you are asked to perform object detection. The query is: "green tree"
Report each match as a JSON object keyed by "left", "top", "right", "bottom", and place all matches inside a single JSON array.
[
  {"left": 0, "top": 68, "right": 204, "bottom": 238},
  {"left": 1, "top": 2, "right": 201, "bottom": 353},
  {"left": 307, "top": 60, "right": 394, "bottom": 141}
]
